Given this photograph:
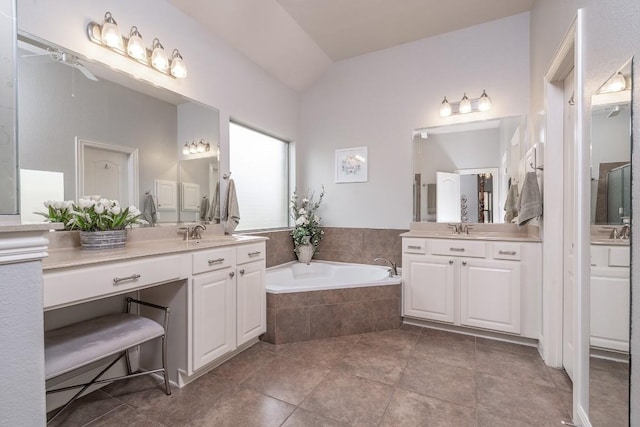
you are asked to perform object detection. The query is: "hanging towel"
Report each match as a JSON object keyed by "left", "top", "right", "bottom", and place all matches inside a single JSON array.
[
  {"left": 208, "top": 182, "right": 220, "bottom": 223},
  {"left": 504, "top": 183, "right": 520, "bottom": 223},
  {"left": 142, "top": 193, "right": 157, "bottom": 226},
  {"left": 517, "top": 172, "right": 542, "bottom": 225},
  {"left": 199, "top": 196, "right": 210, "bottom": 221},
  {"left": 223, "top": 179, "right": 240, "bottom": 234}
]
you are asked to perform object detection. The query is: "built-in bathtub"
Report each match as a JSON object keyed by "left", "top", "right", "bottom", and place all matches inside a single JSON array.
[{"left": 264, "top": 261, "right": 402, "bottom": 344}]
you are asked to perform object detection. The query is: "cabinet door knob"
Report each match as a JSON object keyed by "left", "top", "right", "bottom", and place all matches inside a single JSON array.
[
  {"left": 462, "top": 261, "right": 467, "bottom": 266},
  {"left": 449, "top": 259, "right": 454, "bottom": 265},
  {"left": 239, "top": 269, "right": 245, "bottom": 276},
  {"left": 229, "top": 272, "right": 235, "bottom": 278}
]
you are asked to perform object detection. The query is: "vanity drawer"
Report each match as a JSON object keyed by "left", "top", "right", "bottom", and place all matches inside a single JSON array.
[
  {"left": 192, "top": 247, "right": 235, "bottom": 275},
  {"left": 608, "top": 247, "right": 630, "bottom": 267},
  {"left": 403, "top": 238, "right": 427, "bottom": 254},
  {"left": 44, "top": 255, "right": 182, "bottom": 310},
  {"left": 492, "top": 243, "right": 521, "bottom": 261},
  {"left": 237, "top": 243, "right": 266, "bottom": 265},
  {"left": 430, "top": 240, "right": 486, "bottom": 258}
]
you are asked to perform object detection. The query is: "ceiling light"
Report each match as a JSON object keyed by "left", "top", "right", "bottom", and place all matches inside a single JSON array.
[
  {"left": 459, "top": 93, "right": 472, "bottom": 114},
  {"left": 126, "top": 27, "right": 146, "bottom": 62},
  {"left": 478, "top": 90, "right": 492, "bottom": 112},
  {"left": 170, "top": 49, "right": 187, "bottom": 78},
  {"left": 100, "top": 12, "right": 122, "bottom": 49},
  {"left": 151, "top": 38, "right": 169, "bottom": 72},
  {"left": 439, "top": 97, "right": 452, "bottom": 117}
]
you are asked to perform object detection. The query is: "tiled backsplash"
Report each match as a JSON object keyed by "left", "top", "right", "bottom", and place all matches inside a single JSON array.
[{"left": 251, "top": 227, "right": 407, "bottom": 268}]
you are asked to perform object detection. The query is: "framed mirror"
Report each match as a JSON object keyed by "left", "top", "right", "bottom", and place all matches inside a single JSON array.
[
  {"left": 588, "top": 59, "right": 631, "bottom": 426},
  {"left": 17, "top": 35, "right": 220, "bottom": 225},
  {"left": 413, "top": 115, "right": 526, "bottom": 224}
]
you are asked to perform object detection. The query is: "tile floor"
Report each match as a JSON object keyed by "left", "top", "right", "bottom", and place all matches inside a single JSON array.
[
  {"left": 49, "top": 325, "right": 579, "bottom": 426},
  {"left": 589, "top": 356, "right": 630, "bottom": 427}
]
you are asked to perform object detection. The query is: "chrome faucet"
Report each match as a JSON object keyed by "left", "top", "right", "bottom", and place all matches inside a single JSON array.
[
  {"left": 447, "top": 223, "right": 462, "bottom": 234},
  {"left": 462, "top": 224, "right": 474, "bottom": 234},
  {"left": 191, "top": 224, "right": 207, "bottom": 239},
  {"left": 374, "top": 257, "right": 398, "bottom": 277},
  {"left": 620, "top": 224, "right": 630, "bottom": 240}
]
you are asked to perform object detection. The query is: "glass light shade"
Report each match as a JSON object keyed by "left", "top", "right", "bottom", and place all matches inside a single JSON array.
[
  {"left": 197, "top": 141, "right": 205, "bottom": 153},
  {"left": 439, "top": 97, "right": 452, "bottom": 117},
  {"left": 182, "top": 143, "right": 190, "bottom": 155},
  {"left": 101, "top": 12, "right": 122, "bottom": 49},
  {"left": 170, "top": 50, "right": 187, "bottom": 78},
  {"left": 127, "top": 27, "right": 146, "bottom": 61},
  {"left": 459, "top": 94, "right": 472, "bottom": 114},
  {"left": 151, "top": 39, "right": 169, "bottom": 72},
  {"left": 189, "top": 142, "right": 197, "bottom": 154},
  {"left": 478, "top": 90, "right": 492, "bottom": 112},
  {"left": 607, "top": 72, "right": 626, "bottom": 92}
]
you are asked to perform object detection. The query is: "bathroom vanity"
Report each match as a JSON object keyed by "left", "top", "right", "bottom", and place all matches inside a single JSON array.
[
  {"left": 42, "top": 229, "right": 267, "bottom": 388},
  {"left": 401, "top": 223, "right": 542, "bottom": 340}
]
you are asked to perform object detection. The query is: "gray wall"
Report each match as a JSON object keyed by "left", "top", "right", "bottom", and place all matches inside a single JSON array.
[{"left": 18, "top": 54, "right": 178, "bottom": 210}]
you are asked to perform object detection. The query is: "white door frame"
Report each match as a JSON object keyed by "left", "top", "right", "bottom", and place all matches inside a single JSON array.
[
  {"left": 76, "top": 138, "right": 139, "bottom": 207},
  {"left": 542, "top": 10, "right": 590, "bottom": 426}
]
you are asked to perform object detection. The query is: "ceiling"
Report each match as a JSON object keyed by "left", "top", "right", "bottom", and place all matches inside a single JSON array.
[{"left": 168, "top": 0, "right": 534, "bottom": 91}]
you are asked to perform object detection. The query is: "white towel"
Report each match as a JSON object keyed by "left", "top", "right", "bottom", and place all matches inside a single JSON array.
[
  {"left": 199, "top": 196, "right": 209, "bottom": 221},
  {"left": 223, "top": 179, "right": 240, "bottom": 234},
  {"left": 517, "top": 172, "right": 542, "bottom": 225},
  {"left": 142, "top": 193, "right": 157, "bottom": 226},
  {"left": 504, "top": 183, "right": 519, "bottom": 223}
]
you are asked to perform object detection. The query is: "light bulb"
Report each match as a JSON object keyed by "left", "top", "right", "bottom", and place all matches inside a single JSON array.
[
  {"left": 197, "top": 141, "right": 205, "bottom": 153},
  {"left": 459, "top": 93, "right": 472, "bottom": 114},
  {"left": 101, "top": 12, "right": 122, "bottom": 49},
  {"left": 607, "top": 72, "right": 626, "bottom": 92},
  {"left": 189, "top": 142, "right": 197, "bottom": 154},
  {"left": 182, "top": 143, "right": 190, "bottom": 155},
  {"left": 439, "top": 96, "right": 452, "bottom": 117},
  {"left": 151, "top": 38, "right": 169, "bottom": 72},
  {"left": 478, "top": 90, "right": 492, "bottom": 112},
  {"left": 170, "top": 49, "right": 187, "bottom": 78},
  {"left": 126, "top": 27, "right": 147, "bottom": 61}
]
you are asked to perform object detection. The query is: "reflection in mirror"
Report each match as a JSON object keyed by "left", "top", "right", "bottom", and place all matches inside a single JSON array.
[
  {"left": 179, "top": 157, "right": 219, "bottom": 223},
  {"left": 589, "top": 60, "right": 631, "bottom": 426},
  {"left": 413, "top": 116, "right": 525, "bottom": 223},
  {"left": 0, "top": 0, "right": 18, "bottom": 216},
  {"left": 16, "top": 36, "right": 220, "bottom": 224}
]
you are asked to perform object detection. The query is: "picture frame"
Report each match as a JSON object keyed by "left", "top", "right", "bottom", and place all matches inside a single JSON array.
[{"left": 335, "top": 146, "right": 368, "bottom": 183}]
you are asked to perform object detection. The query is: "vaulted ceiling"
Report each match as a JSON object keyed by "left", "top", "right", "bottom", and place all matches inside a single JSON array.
[{"left": 168, "top": 0, "right": 534, "bottom": 91}]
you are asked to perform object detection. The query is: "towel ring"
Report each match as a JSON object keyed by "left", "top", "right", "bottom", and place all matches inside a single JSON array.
[
  {"left": 530, "top": 162, "right": 544, "bottom": 171},
  {"left": 223, "top": 172, "right": 232, "bottom": 180}
]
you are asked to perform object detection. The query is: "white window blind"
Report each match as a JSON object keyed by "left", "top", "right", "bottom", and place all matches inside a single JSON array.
[{"left": 229, "top": 122, "right": 289, "bottom": 231}]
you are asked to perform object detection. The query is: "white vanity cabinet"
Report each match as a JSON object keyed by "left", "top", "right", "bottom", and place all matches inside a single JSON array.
[
  {"left": 235, "top": 243, "right": 267, "bottom": 346},
  {"left": 402, "top": 237, "right": 540, "bottom": 338},
  {"left": 590, "top": 244, "right": 630, "bottom": 352}
]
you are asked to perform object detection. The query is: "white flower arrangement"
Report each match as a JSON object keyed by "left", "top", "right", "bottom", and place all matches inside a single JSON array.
[
  {"left": 290, "top": 186, "right": 325, "bottom": 248},
  {"left": 36, "top": 195, "right": 146, "bottom": 231}
]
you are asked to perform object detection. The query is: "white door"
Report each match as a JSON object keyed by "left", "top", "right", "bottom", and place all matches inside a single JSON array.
[
  {"left": 181, "top": 182, "right": 200, "bottom": 211},
  {"left": 83, "top": 146, "right": 129, "bottom": 201},
  {"left": 403, "top": 254, "right": 455, "bottom": 323},
  {"left": 436, "top": 172, "right": 461, "bottom": 222},
  {"left": 563, "top": 68, "right": 576, "bottom": 380},
  {"left": 154, "top": 179, "right": 177, "bottom": 211},
  {"left": 236, "top": 261, "right": 266, "bottom": 346},
  {"left": 460, "top": 258, "right": 521, "bottom": 334},
  {"left": 192, "top": 270, "right": 236, "bottom": 371}
]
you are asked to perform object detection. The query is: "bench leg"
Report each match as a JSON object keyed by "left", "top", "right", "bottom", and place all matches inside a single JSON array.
[{"left": 162, "top": 334, "right": 171, "bottom": 395}]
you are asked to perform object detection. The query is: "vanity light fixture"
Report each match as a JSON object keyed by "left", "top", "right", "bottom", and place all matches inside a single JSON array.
[
  {"left": 602, "top": 72, "right": 627, "bottom": 93},
  {"left": 183, "top": 140, "right": 212, "bottom": 156},
  {"left": 100, "top": 12, "right": 122, "bottom": 49},
  {"left": 151, "top": 38, "right": 169, "bottom": 72},
  {"left": 182, "top": 142, "right": 190, "bottom": 155},
  {"left": 87, "top": 12, "right": 187, "bottom": 79},
  {"left": 126, "top": 27, "right": 146, "bottom": 62},
  {"left": 438, "top": 90, "right": 492, "bottom": 117}
]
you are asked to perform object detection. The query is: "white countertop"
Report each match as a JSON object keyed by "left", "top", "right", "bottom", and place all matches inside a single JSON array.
[
  {"left": 400, "top": 230, "right": 541, "bottom": 242},
  {"left": 44, "top": 235, "right": 267, "bottom": 270},
  {"left": 0, "top": 222, "right": 64, "bottom": 233}
]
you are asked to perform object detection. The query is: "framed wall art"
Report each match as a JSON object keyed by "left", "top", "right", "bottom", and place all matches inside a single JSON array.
[{"left": 335, "top": 146, "right": 368, "bottom": 183}]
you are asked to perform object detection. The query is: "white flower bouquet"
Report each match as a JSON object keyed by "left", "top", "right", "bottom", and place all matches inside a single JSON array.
[
  {"left": 290, "top": 186, "right": 325, "bottom": 249},
  {"left": 37, "top": 196, "right": 146, "bottom": 231}
]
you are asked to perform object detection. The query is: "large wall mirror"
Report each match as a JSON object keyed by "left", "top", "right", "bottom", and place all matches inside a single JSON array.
[
  {"left": 413, "top": 115, "right": 526, "bottom": 224},
  {"left": 17, "top": 35, "right": 220, "bottom": 225},
  {"left": 588, "top": 59, "right": 632, "bottom": 426}
]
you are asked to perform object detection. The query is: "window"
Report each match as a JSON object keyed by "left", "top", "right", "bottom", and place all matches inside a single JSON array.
[{"left": 229, "top": 122, "right": 290, "bottom": 231}]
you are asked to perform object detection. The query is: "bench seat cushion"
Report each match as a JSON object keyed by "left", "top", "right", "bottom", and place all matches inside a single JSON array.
[{"left": 45, "top": 313, "right": 165, "bottom": 380}]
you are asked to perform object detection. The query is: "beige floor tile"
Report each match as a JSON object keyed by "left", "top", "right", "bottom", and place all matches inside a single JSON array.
[
  {"left": 283, "top": 337, "right": 354, "bottom": 368},
  {"left": 281, "top": 408, "right": 348, "bottom": 427},
  {"left": 48, "top": 390, "right": 124, "bottom": 427},
  {"left": 300, "top": 371, "right": 394, "bottom": 426},
  {"left": 400, "top": 359, "right": 476, "bottom": 408},
  {"left": 334, "top": 350, "right": 408, "bottom": 385},
  {"left": 413, "top": 335, "right": 476, "bottom": 369},
  {"left": 211, "top": 344, "right": 278, "bottom": 383},
  {"left": 475, "top": 336, "right": 540, "bottom": 357},
  {"left": 546, "top": 367, "right": 573, "bottom": 392},
  {"left": 243, "top": 355, "right": 330, "bottom": 405},
  {"left": 351, "top": 328, "right": 419, "bottom": 358},
  {"left": 380, "top": 388, "right": 476, "bottom": 427},
  {"left": 86, "top": 405, "right": 172, "bottom": 427},
  {"left": 475, "top": 347, "right": 555, "bottom": 387}
]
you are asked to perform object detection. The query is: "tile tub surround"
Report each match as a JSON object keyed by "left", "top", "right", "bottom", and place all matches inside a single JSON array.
[
  {"left": 251, "top": 227, "right": 407, "bottom": 268},
  {"left": 264, "top": 284, "right": 401, "bottom": 344},
  {"left": 48, "top": 327, "right": 574, "bottom": 426}
]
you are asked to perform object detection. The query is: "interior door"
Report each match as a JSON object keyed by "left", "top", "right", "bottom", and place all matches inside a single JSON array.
[
  {"left": 83, "top": 146, "right": 129, "bottom": 201},
  {"left": 436, "top": 171, "right": 461, "bottom": 222},
  {"left": 563, "top": 68, "right": 576, "bottom": 380}
]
